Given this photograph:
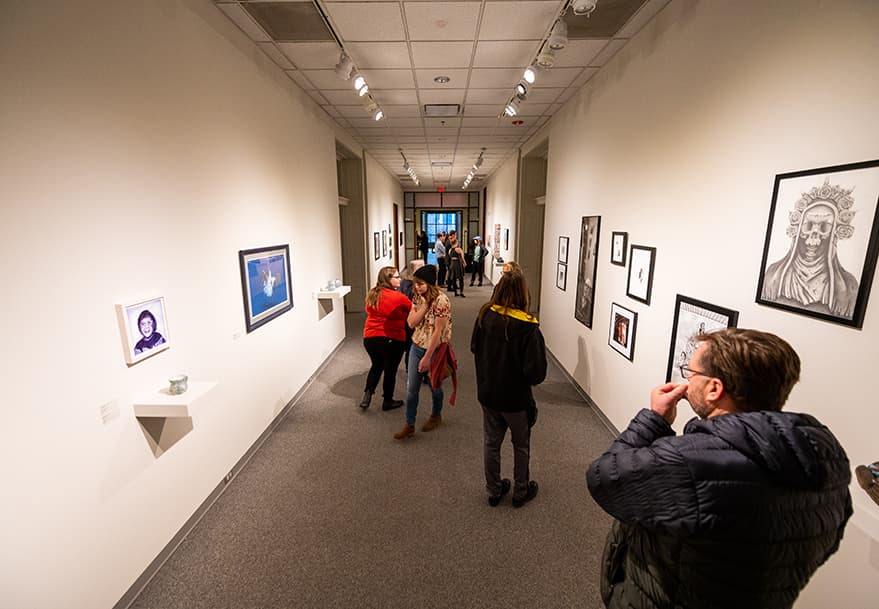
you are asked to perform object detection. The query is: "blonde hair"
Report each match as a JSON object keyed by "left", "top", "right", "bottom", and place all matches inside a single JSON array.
[{"left": 365, "top": 266, "right": 398, "bottom": 309}]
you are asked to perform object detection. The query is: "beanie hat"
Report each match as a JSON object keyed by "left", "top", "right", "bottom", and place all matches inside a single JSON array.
[{"left": 413, "top": 264, "right": 437, "bottom": 286}]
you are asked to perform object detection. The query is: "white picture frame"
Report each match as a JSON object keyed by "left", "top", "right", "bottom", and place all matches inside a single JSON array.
[{"left": 116, "top": 296, "right": 170, "bottom": 365}]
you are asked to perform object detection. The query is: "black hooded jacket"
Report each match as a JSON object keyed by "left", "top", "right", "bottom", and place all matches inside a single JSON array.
[
  {"left": 470, "top": 306, "right": 547, "bottom": 411},
  {"left": 587, "top": 408, "right": 852, "bottom": 609}
]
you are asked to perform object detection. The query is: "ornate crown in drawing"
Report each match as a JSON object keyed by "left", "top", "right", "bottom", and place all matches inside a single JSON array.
[{"left": 785, "top": 178, "right": 856, "bottom": 240}]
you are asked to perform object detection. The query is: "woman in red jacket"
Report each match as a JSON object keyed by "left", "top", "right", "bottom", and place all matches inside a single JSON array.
[{"left": 360, "top": 266, "right": 412, "bottom": 411}]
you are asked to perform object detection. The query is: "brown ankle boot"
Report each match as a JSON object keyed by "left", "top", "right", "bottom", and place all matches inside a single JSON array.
[
  {"left": 393, "top": 423, "right": 415, "bottom": 440},
  {"left": 421, "top": 415, "right": 442, "bottom": 432}
]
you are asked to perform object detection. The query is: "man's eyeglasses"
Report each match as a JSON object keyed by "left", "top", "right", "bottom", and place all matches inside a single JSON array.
[{"left": 679, "top": 365, "right": 709, "bottom": 379}]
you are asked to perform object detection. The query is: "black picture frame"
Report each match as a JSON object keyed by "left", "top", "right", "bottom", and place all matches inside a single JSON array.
[
  {"left": 611, "top": 231, "right": 628, "bottom": 266},
  {"left": 627, "top": 245, "right": 656, "bottom": 305},
  {"left": 556, "top": 262, "right": 567, "bottom": 291},
  {"left": 574, "top": 216, "right": 601, "bottom": 328},
  {"left": 558, "top": 236, "right": 569, "bottom": 263},
  {"left": 755, "top": 159, "right": 879, "bottom": 328},
  {"left": 238, "top": 244, "right": 294, "bottom": 333},
  {"left": 608, "top": 302, "right": 637, "bottom": 361},
  {"left": 504, "top": 228, "right": 510, "bottom": 250},
  {"left": 373, "top": 232, "right": 380, "bottom": 260},
  {"left": 665, "top": 295, "right": 739, "bottom": 383},
  {"left": 382, "top": 230, "right": 388, "bottom": 257}
]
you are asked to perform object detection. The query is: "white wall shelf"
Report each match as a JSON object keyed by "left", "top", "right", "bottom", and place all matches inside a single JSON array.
[
  {"left": 133, "top": 382, "right": 217, "bottom": 418},
  {"left": 313, "top": 285, "right": 351, "bottom": 300}
]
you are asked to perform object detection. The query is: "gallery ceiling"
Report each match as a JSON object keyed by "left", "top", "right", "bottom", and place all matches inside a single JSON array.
[{"left": 214, "top": 0, "right": 670, "bottom": 190}]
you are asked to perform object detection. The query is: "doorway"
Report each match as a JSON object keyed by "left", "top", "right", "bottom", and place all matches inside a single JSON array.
[{"left": 421, "top": 211, "right": 461, "bottom": 265}]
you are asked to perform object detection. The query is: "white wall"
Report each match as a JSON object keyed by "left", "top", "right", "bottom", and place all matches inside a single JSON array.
[
  {"left": 484, "top": 152, "right": 520, "bottom": 284},
  {"left": 364, "top": 151, "right": 404, "bottom": 285},
  {"left": 0, "top": 1, "right": 371, "bottom": 607},
  {"left": 539, "top": 1, "right": 879, "bottom": 606}
]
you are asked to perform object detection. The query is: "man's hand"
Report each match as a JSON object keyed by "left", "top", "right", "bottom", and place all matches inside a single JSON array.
[{"left": 650, "top": 383, "right": 688, "bottom": 425}]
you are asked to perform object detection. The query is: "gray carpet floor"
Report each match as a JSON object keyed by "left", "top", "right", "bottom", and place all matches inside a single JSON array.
[{"left": 130, "top": 284, "right": 615, "bottom": 609}]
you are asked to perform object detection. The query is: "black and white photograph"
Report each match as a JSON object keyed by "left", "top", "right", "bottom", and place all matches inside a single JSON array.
[
  {"left": 608, "top": 302, "right": 637, "bottom": 361},
  {"left": 558, "top": 236, "right": 569, "bottom": 264},
  {"left": 373, "top": 232, "right": 380, "bottom": 260},
  {"left": 665, "top": 295, "right": 739, "bottom": 383},
  {"left": 381, "top": 229, "right": 388, "bottom": 258},
  {"left": 574, "top": 216, "right": 601, "bottom": 328},
  {"left": 556, "top": 262, "right": 567, "bottom": 291},
  {"left": 116, "top": 296, "right": 170, "bottom": 365},
  {"left": 756, "top": 159, "right": 879, "bottom": 328},
  {"left": 627, "top": 245, "right": 656, "bottom": 305},
  {"left": 611, "top": 231, "right": 628, "bottom": 266}
]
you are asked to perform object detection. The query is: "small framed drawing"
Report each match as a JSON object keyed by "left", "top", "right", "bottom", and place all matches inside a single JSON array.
[
  {"left": 611, "top": 231, "right": 628, "bottom": 266},
  {"left": 382, "top": 230, "right": 388, "bottom": 257},
  {"left": 665, "top": 295, "right": 739, "bottom": 383},
  {"left": 116, "top": 296, "right": 170, "bottom": 365},
  {"left": 756, "top": 159, "right": 879, "bottom": 328},
  {"left": 556, "top": 263, "right": 567, "bottom": 291},
  {"left": 373, "top": 232, "right": 380, "bottom": 260},
  {"left": 238, "top": 244, "right": 294, "bottom": 333},
  {"left": 608, "top": 302, "right": 637, "bottom": 361},
  {"left": 558, "top": 236, "right": 569, "bottom": 263},
  {"left": 627, "top": 245, "right": 656, "bottom": 305}
]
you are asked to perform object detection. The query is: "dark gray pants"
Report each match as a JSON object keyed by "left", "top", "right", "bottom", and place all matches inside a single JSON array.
[{"left": 482, "top": 407, "right": 531, "bottom": 500}]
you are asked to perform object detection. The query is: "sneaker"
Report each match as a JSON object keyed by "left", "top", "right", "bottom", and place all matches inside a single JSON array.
[
  {"left": 512, "top": 481, "right": 538, "bottom": 508},
  {"left": 382, "top": 399, "right": 404, "bottom": 411},
  {"left": 393, "top": 423, "right": 415, "bottom": 440},
  {"left": 488, "top": 479, "right": 511, "bottom": 507},
  {"left": 421, "top": 415, "right": 442, "bottom": 432}
]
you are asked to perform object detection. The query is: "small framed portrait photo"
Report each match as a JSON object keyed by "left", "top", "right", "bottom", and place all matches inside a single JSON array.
[
  {"left": 373, "top": 232, "right": 380, "bottom": 260},
  {"left": 627, "top": 245, "right": 656, "bottom": 305},
  {"left": 611, "top": 231, "right": 628, "bottom": 266},
  {"left": 608, "top": 302, "right": 637, "bottom": 361},
  {"left": 116, "top": 296, "right": 170, "bottom": 365},
  {"left": 558, "top": 236, "right": 569, "bottom": 264},
  {"left": 556, "top": 262, "right": 567, "bottom": 291}
]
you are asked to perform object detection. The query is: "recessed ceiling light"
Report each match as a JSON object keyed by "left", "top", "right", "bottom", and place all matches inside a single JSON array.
[{"left": 433, "top": 75, "right": 451, "bottom": 84}]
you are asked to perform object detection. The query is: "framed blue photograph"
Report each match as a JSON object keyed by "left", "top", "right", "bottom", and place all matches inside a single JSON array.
[
  {"left": 115, "top": 295, "right": 170, "bottom": 365},
  {"left": 239, "top": 244, "right": 293, "bottom": 333}
]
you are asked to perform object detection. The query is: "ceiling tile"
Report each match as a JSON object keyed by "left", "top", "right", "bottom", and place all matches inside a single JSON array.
[
  {"left": 419, "top": 89, "right": 466, "bottom": 105},
  {"left": 360, "top": 69, "right": 416, "bottom": 89},
  {"left": 404, "top": 2, "right": 481, "bottom": 41},
  {"left": 553, "top": 39, "right": 609, "bottom": 67},
  {"left": 372, "top": 89, "right": 420, "bottom": 104},
  {"left": 347, "top": 42, "right": 412, "bottom": 69},
  {"left": 307, "top": 90, "right": 330, "bottom": 105},
  {"left": 465, "top": 89, "right": 509, "bottom": 104},
  {"left": 460, "top": 127, "right": 497, "bottom": 136},
  {"left": 473, "top": 41, "right": 539, "bottom": 68},
  {"left": 463, "top": 104, "right": 503, "bottom": 117},
  {"left": 516, "top": 102, "right": 550, "bottom": 116},
  {"left": 285, "top": 70, "right": 316, "bottom": 90},
  {"left": 572, "top": 67, "right": 600, "bottom": 88},
  {"left": 530, "top": 67, "right": 582, "bottom": 88},
  {"left": 217, "top": 3, "right": 270, "bottom": 42},
  {"left": 336, "top": 105, "right": 371, "bottom": 118},
  {"left": 424, "top": 117, "right": 461, "bottom": 128},
  {"left": 259, "top": 42, "right": 295, "bottom": 69},
  {"left": 415, "top": 69, "right": 470, "bottom": 89},
  {"left": 385, "top": 117, "right": 424, "bottom": 128},
  {"left": 478, "top": 1, "right": 561, "bottom": 40},
  {"left": 525, "top": 88, "right": 564, "bottom": 103},
  {"left": 592, "top": 39, "right": 628, "bottom": 66},
  {"left": 324, "top": 2, "right": 406, "bottom": 41},
  {"left": 277, "top": 42, "right": 339, "bottom": 69},
  {"left": 322, "top": 105, "right": 342, "bottom": 117},
  {"left": 300, "top": 69, "right": 352, "bottom": 89},
  {"left": 411, "top": 42, "right": 475, "bottom": 68},
  {"left": 381, "top": 105, "right": 423, "bottom": 118},
  {"left": 463, "top": 117, "right": 501, "bottom": 127},
  {"left": 322, "top": 89, "right": 363, "bottom": 105},
  {"left": 469, "top": 68, "right": 522, "bottom": 89},
  {"left": 557, "top": 88, "right": 577, "bottom": 102}
]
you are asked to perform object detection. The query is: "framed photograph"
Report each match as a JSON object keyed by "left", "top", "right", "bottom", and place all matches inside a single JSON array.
[
  {"left": 665, "top": 295, "right": 740, "bottom": 383},
  {"left": 574, "top": 216, "right": 601, "bottom": 328},
  {"left": 382, "top": 230, "right": 388, "bottom": 257},
  {"left": 493, "top": 223, "right": 501, "bottom": 257},
  {"left": 756, "top": 159, "right": 879, "bottom": 328},
  {"left": 556, "top": 262, "right": 567, "bottom": 291},
  {"left": 558, "top": 236, "right": 569, "bottom": 263},
  {"left": 116, "top": 296, "right": 170, "bottom": 365},
  {"left": 238, "top": 244, "right": 293, "bottom": 334},
  {"left": 627, "top": 245, "right": 656, "bottom": 305},
  {"left": 608, "top": 302, "right": 637, "bottom": 361},
  {"left": 504, "top": 228, "right": 510, "bottom": 250},
  {"left": 388, "top": 231, "right": 393, "bottom": 257},
  {"left": 373, "top": 232, "right": 380, "bottom": 260},
  {"left": 611, "top": 231, "right": 628, "bottom": 266},
  {"left": 399, "top": 231, "right": 403, "bottom": 248}
]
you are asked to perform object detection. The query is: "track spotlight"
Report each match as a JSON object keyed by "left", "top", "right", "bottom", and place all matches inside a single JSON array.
[
  {"left": 536, "top": 47, "right": 555, "bottom": 69},
  {"left": 373, "top": 109, "right": 383, "bottom": 121},
  {"left": 335, "top": 52, "right": 354, "bottom": 80},
  {"left": 365, "top": 101, "right": 379, "bottom": 115},
  {"left": 547, "top": 20, "right": 568, "bottom": 51},
  {"left": 504, "top": 98, "right": 520, "bottom": 117},
  {"left": 523, "top": 65, "right": 537, "bottom": 84},
  {"left": 353, "top": 74, "right": 365, "bottom": 91},
  {"left": 516, "top": 82, "right": 527, "bottom": 97},
  {"left": 358, "top": 83, "right": 369, "bottom": 96},
  {"left": 571, "top": 0, "right": 598, "bottom": 17}
]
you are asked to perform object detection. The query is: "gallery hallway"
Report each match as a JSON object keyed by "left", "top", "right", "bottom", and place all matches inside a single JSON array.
[{"left": 129, "top": 284, "right": 617, "bottom": 609}]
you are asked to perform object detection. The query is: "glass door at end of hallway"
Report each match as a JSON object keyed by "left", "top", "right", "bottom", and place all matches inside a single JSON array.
[{"left": 422, "top": 211, "right": 461, "bottom": 266}]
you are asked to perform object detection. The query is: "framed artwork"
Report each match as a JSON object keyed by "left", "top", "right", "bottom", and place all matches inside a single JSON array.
[
  {"left": 493, "top": 223, "right": 501, "bottom": 257},
  {"left": 574, "top": 216, "right": 601, "bottom": 328},
  {"left": 238, "top": 244, "right": 293, "bottom": 333},
  {"left": 556, "top": 263, "right": 567, "bottom": 291},
  {"left": 504, "top": 228, "right": 510, "bottom": 250},
  {"left": 756, "top": 159, "right": 879, "bottom": 328},
  {"left": 399, "top": 231, "right": 403, "bottom": 248},
  {"left": 627, "top": 245, "right": 656, "bottom": 305},
  {"left": 611, "top": 231, "right": 628, "bottom": 266},
  {"left": 665, "top": 295, "right": 740, "bottom": 383},
  {"left": 608, "top": 302, "right": 637, "bottom": 361},
  {"left": 116, "top": 296, "right": 170, "bottom": 365},
  {"left": 558, "top": 236, "right": 569, "bottom": 263},
  {"left": 373, "top": 232, "right": 380, "bottom": 260},
  {"left": 382, "top": 230, "right": 388, "bottom": 257}
]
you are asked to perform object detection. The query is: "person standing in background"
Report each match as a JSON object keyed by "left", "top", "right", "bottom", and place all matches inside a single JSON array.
[
  {"left": 418, "top": 230, "right": 429, "bottom": 264},
  {"left": 446, "top": 234, "right": 466, "bottom": 297},
  {"left": 434, "top": 231, "right": 447, "bottom": 288},
  {"left": 469, "top": 237, "right": 484, "bottom": 287}
]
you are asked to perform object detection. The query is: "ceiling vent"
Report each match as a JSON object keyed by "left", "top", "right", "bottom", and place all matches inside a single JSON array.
[
  {"left": 243, "top": 1, "right": 335, "bottom": 42},
  {"left": 431, "top": 162, "right": 452, "bottom": 168},
  {"left": 423, "top": 104, "right": 460, "bottom": 117}
]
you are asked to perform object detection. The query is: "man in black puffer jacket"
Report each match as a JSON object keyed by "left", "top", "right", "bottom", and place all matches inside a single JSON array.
[{"left": 587, "top": 328, "right": 851, "bottom": 609}]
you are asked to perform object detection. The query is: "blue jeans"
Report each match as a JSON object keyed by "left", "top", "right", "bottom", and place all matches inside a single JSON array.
[{"left": 405, "top": 344, "right": 444, "bottom": 425}]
